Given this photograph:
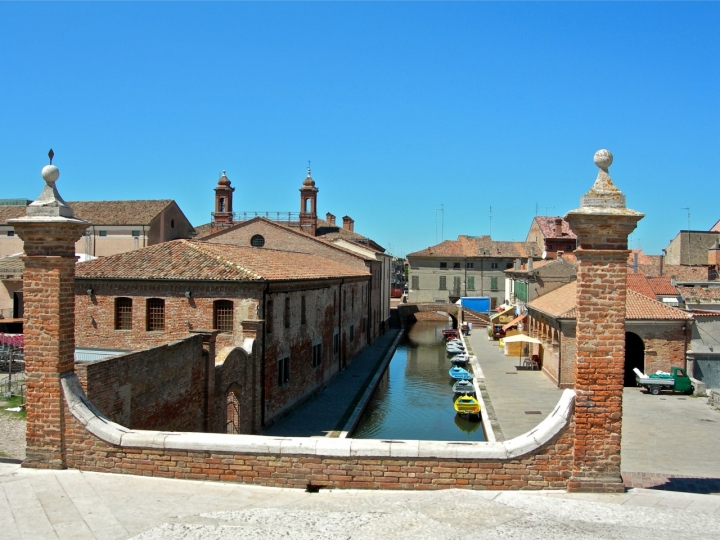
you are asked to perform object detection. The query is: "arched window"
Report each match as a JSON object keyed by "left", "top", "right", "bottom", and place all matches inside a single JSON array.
[
  {"left": 213, "top": 300, "right": 234, "bottom": 333},
  {"left": 219, "top": 197, "right": 226, "bottom": 212},
  {"left": 115, "top": 297, "right": 132, "bottom": 330},
  {"left": 250, "top": 234, "right": 265, "bottom": 247},
  {"left": 226, "top": 391, "right": 240, "bottom": 434}
]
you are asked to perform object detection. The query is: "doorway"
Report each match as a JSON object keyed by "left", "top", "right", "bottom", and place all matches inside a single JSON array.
[{"left": 625, "top": 332, "right": 645, "bottom": 386}]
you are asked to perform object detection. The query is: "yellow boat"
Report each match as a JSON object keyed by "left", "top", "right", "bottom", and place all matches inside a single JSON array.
[{"left": 454, "top": 395, "right": 481, "bottom": 416}]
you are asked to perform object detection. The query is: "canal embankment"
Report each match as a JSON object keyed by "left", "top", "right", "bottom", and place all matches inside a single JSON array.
[{"left": 261, "top": 329, "right": 403, "bottom": 438}]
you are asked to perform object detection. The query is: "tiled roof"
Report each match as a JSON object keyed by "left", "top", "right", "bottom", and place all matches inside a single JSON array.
[
  {"left": 314, "top": 219, "right": 385, "bottom": 252},
  {"left": 76, "top": 239, "right": 369, "bottom": 282},
  {"left": 200, "top": 217, "right": 376, "bottom": 262},
  {"left": 1, "top": 200, "right": 178, "bottom": 226},
  {"left": 627, "top": 273, "right": 656, "bottom": 299},
  {"left": 663, "top": 265, "right": 712, "bottom": 282},
  {"left": 533, "top": 216, "right": 577, "bottom": 240},
  {"left": 527, "top": 282, "right": 577, "bottom": 318},
  {"left": 193, "top": 222, "right": 213, "bottom": 239},
  {"left": 646, "top": 276, "right": 679, "bottom": 296},
  {"left": 677, "top": 285, "right": 720, "bottom": 303},
  {"left": 407, "top": 235, "right": 536, "bottom": 259},
  {"left": 528, "top": 281, "right": 691, "bottom": 320}
]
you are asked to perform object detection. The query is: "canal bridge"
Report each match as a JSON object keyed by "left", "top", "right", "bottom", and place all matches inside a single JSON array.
[{"left": 397, "top": 302, "right": 491, "bottom": 328}]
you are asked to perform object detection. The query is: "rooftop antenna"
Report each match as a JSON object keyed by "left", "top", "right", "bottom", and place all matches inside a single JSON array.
[
  {"left": 535, "top": 203, "right": 538, "bottom": 216},
  {"left": 489, "top": 205, "right": 492, "bottom": 238},
  {"left": 545, "top": 206, "right": 555, "bottom": 216},
  {"left": 435, "top": 204, "right": 445, "bottom": 243}
]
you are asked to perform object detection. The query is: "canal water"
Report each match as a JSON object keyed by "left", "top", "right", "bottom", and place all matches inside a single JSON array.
[{"left": 352, "top": 321, "right": 486, "bottom": 441}]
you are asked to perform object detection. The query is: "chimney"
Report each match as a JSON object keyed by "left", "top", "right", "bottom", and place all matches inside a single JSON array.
[
  {"left": 514, "top": 257, "right": 521, "bottom": 271},
  {"left": 554, "top": 218, "right": 563, "bottom": 238},
  {"left": 527, "top": 258, "right": 533, "bottom": 272},
  {"left": 557, "top": 251, "right": 564, "bottom": 260},
  {"left": 708, "top": 240, "right": 720, "bottom": 269},
  {"left": 342, "top": 215, "right": 354, "bottom": 232},
  {"left": 326, "top": 212, "right": 336, "bottom": 226},
  {"left": 633, "top": 252, "right": 639, "bottom": 273}
]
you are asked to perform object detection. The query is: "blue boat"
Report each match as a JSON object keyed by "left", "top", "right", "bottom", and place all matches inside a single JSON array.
[{"left": 449, "top": 366, "right": 472, "bottom": 380}]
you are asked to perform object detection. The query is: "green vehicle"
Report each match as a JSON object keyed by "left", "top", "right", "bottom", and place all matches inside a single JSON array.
[{"left": 635, "top": 366, "right": 694, "bottom": 395}]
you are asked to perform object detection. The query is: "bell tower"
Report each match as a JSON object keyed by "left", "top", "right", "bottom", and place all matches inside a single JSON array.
[
  {"left": 299, "top": 166, "right": 319, "bottom": 236},
  {"left": 213, "top": 171, "right": 234, "bottom": 231}
]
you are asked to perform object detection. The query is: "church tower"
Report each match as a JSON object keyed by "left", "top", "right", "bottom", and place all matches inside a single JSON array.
[
  {"left": 213, "top": 171, "right": 235, "bottom": 231},
  {"left": 299, "top": 167, "right": 319, "bottom": 236}
]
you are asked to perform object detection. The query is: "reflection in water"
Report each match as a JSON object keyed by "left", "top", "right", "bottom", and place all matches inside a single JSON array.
[{"left": 352, "top": 322, "right": 486, "bottom": 441}]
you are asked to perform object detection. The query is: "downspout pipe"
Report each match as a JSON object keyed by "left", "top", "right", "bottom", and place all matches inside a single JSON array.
[{"left": 260, "top": 281, "right": 269, "bottom": 428}]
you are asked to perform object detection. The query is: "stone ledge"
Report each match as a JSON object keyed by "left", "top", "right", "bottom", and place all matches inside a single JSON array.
[{"left": 61, "top": 373, "right": 575, "bottom": 460}]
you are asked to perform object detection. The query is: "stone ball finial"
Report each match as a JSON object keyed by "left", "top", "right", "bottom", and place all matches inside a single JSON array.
[
  {"left": 593, "top": 149, "right": 613, "bottom": 170},
  {"left": 41, "top": 164, "right": 60, "bottom": 183}
]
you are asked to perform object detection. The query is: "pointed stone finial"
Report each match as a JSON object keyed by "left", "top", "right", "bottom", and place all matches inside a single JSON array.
[
  {"left": 579, "top": 149, "right": 627, "bottom": 210},
  {"left": 27, "top": 152, "right": 74, "bottom": 218}
]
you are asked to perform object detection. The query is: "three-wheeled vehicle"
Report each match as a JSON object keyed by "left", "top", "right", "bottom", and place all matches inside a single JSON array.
[{"left": 635, "top": 366, "right": 694, "bottom": 395}]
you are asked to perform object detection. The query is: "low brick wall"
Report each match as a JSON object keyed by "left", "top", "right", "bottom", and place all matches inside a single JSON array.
[
  {"left": 75, "top": 335, "right": 209, "bottom": 432},
  {"left": 62, "top": 374, "right": 576, "bottom": 490}
]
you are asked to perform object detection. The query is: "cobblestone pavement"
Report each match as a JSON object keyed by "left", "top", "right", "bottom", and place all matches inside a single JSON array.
[{"left": 2, "top": 464, "right": 719, "bottom": 540}]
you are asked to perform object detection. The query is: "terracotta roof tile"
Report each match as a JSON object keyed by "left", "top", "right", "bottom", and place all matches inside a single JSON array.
[
  {"left": 528, "top": 281, "right": 691, "bottom": 320},
  {"left": 533, "top": 216, "right": 577, "bottom": 240},
  {"left": 76, "top": 239, "right": 368, "bottom": 282},
  {"left": 627, "top": 274, "right": 656, "bottom": 299},
  {"left": 677, "top": 285, "right": 720, "bottom": 302},
  {"left": 1, "top": 200, "right": 178, "bottom": 226},
  {"left": 408, "top": 235, "right": 537, "bottom": 258},
  {"left": 646, "top": 276, "right": 679, "bottom": 296}
]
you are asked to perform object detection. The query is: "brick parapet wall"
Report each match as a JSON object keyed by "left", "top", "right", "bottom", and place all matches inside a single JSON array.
[
  {"left": 61, "top": 374, "right": 576, "bottom": 490},
  {"left": 75, "top": 334, "right": 208, "bottom": 432}
]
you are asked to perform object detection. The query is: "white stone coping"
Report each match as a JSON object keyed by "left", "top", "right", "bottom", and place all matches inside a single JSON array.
[{"left": 62, "top": 374, "right": 575, "bottom": 460}]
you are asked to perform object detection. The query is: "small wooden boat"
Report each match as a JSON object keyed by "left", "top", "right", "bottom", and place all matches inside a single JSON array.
[
  {"left": 450, "top": 355, "right": 469, "bottom": 366},
  {"left": 452, "top": 380, "right": 475, "bottom": 394},
  {"left": 449, "top": 366, "right": 472, "bottom": 380},
  {"left": 454, "top": 395, "right": 481, "bottom": 416}
]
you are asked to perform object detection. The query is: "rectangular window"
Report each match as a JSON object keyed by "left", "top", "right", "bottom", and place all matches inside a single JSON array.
[
  {"left": 213, "top": 300, "right": 234, "bottom": 333},
  {"left": 131, "top": 230, "right": 141, "bottom": 237},
  {"left": 266, "top": 299, "right": 274, "bottom": 334},
  {"left": 453, "top": 276, "right": 461, "bottom": 295},
  {"left": 146, "top": 298, "right": 165, "bottom": 331},
  {"left": 99, "top": 230, "right": 107, "bottom": 237},
  {"left": 467, "top": 276, "right": 475, "bottom": 290},
  {"left": 490, "top": 277, "right": 498, "bottom": 291},
  {"left": 349, "top": 324, "right": 355, "bottom": 343},
  {"left": 439, "top": 276, "right": 446, "bottom": 290},
  {"left": 115, "top": 298, "right": 132, "bottom": 330},
  {"left": 333, "top": 331, "right": 339, "bottom": 354},
  {"left": 284, "top": 297, "right": 290, "bottom": 328},
  {"left": 278, "top": 356, "right": 290, "bottom": 387},
  {"left": 301, "top": 296, "right": 306, "bottom": 325},
  {"left": 411, "top": 275, "right": 419, "bottom": 289},
  {"left": 491, "top": 262, "right": 498, "bottom": 269},
  {"left": 440, "top": 262, "right": 447, "bottom": 269},
  {"left": 466, "top": 262, "right": 473, "bottom": 268},
  {"left": 312, "top": 343, "right": 322, "bottom": 368},
  {"left": 6, "top": 231, "right": 14, "bottom": 237},
  {"left": 361, "top": 317, "right": 367, "bottom": 333},
  {"left": 453, "top": 262, "right": 461, "bottom": 269}
]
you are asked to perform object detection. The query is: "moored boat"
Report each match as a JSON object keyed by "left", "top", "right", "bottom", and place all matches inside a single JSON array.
[
  {"left": 454, "top": 395, "right": 481, "bottom": 416},
  {"left": 450, "top": 355, "right": 469, "bottom": 366},
  {"left": 449, "top": 366, "right": 472, "bottom": 380},
  {"left": 452, "top": 379, "right": 475, "bottom": 394}
]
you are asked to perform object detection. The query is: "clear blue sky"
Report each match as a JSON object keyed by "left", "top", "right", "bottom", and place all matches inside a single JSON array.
[{"left": 1, "top": 2, "right": 718, "bottom": 257}]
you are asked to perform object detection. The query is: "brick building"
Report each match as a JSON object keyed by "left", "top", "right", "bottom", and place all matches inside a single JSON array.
[
  {"left": 196, "top": 169, "right": 391, "bottom": 332},
  {"left": 406, "top": 235, "right": 539, "bottom": 307},
  {"left": 526, "top": 216, "right": 577, "bottom": 260},
  {"left": 75, "top": 239, "right": 372, "bottom": 428},
  {"left": 527, "top": 280, "right": 692, "bottom": 388}
]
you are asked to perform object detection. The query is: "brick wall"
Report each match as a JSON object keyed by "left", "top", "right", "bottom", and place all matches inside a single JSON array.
[
  {"left": 75, "top": 280, "right": 262, "bottom": 351},
  {"left": 75, "top": 334, "right": 209, "bottom": 432},
  {"left": 62, "top": 396, "right": 575, "bottom": 490},
  {"left": 627, "top": 322, "right": 687, "bottom": 374},
  {"left": 215, "top": 346, "right": 259, "bottom": 434}
]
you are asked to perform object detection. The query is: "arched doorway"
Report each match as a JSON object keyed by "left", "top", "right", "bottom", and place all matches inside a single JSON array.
[{"left": 625, "top": 332, "right": 645, "bottom": 386}]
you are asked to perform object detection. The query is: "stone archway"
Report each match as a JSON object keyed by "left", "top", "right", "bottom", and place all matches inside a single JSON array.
[{"left": 625, "top": 332, "right": 645, "bottom": 387}]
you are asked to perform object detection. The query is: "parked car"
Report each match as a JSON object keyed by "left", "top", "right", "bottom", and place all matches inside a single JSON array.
[{"left": 391, "top": 288, "right": 403, "bottom": 298}]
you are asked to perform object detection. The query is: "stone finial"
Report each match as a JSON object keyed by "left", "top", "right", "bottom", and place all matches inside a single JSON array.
[
  {"left": 578, "top": 149, "right": 627, "bottom": 210},
  {"left": 26, "top": 152, "right": 74, "bottom": 218}
]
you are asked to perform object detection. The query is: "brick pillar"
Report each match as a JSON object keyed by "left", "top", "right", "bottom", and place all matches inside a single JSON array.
[
  {"left": 565, "top": 150, "right": 643, "bottom": 493},
  {"left": 9, "top": 157, "right": 89, "bottom": 469}
]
